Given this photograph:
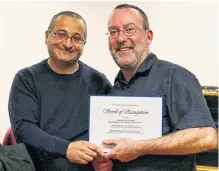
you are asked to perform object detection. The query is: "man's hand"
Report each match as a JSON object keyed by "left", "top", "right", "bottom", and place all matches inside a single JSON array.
[
  {"left": 103, "top": 139, "right": 142, "bottom": 162},
  {"left": 92, "top": 156, "right": 113, "bottom": 171},
  {"left": 66, "top": 141, "right": 104, "bottom": 164}
]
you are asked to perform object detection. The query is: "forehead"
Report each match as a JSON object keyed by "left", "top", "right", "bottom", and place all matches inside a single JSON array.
[
  {"left": 52, "top": 15, "right": 86, "bottom": 35},
  {"left": 108, "top": 8, "right": 143, "bottom": 29}
]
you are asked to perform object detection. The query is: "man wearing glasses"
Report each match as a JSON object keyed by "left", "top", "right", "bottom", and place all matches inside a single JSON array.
[
  {"left": 8, "top": 11, "right": 111, "bottom": 171},
  {"left": 93, "top": 4, "right": 217, "bottom": 171}
]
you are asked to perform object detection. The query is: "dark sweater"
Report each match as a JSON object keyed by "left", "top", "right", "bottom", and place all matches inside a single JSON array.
[{"left": 8, "top": 59, "right": 112, "bottom": 170}]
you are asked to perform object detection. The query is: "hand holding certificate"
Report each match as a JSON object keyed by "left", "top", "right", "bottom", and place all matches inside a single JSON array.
[{"left": 89, "top": 96, "right": 163, "bottom": 153}]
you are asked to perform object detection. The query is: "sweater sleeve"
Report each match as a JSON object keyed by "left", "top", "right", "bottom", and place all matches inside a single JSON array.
[
  {"left": 101, "top": 73, "right": 112, "bottom": 94},
  {"left": 8, "top": 69, "right": 70, "bottom": 158}
]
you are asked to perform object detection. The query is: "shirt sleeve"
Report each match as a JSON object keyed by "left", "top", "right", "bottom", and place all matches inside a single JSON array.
[
  {"left": 8, "top": 69, "right": 70, "bottom": 158},
  {"left": 167, "top": 67, "right": 215, "bottom": 131}
]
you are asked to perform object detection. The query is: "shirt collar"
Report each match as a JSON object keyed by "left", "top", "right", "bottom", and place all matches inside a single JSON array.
[{"left": 114, "top": 53, "right": 158, "bottom": 83}]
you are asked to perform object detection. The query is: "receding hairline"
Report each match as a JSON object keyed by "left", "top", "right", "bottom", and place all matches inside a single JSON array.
[
  {"left": 48, "top": 11, "right": 87, "bottom": 39},
  {"left": 108, "top": 4, "right": 149, "bottom": 29},
  {"left": 108, "top": 8, "right": 143, "bottom": 27},
  {"left": 53, "top": 15, "right": 86, "bottom": 28}
]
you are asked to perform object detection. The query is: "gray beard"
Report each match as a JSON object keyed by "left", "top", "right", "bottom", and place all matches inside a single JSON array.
[{"left": 111, "top": 49, "right": 139, "bottom": 69}]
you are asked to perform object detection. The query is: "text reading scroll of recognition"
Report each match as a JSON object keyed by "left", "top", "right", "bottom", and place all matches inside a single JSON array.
[{"left": 89, "top": 96, "right": 163, "bottom": 152}]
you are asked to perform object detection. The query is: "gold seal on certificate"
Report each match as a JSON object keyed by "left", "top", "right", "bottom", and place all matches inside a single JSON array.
[{"left": 89, "top": 96, "right": 163, "bottom": 152}]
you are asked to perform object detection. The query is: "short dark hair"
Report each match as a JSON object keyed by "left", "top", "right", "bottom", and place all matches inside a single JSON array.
[
  {"left": 114, "top": 4, "right": 149, "bottom": 29},
  {"left": 48, "top": 11, "right": 87, "bottom": 40}
]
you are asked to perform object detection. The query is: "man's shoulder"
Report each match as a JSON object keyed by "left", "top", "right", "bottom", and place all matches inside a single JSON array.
[
  {"left": 79, "top": 61, "right": 109, "bottom": 82},
  {"left": 15, "top": 59, "right": 47, "bottom": 79},
  {"left": 155, "top": 58, "right": 181, "bottom": 70},
  {"left": 155, "top": 58, "right": 194, "bottom": 76},
  {"left": 154, "top": 57, "right": 198, "bottom": 85},
  {"left": 79, "top": 61, "right": 112, "bottom": 92}
]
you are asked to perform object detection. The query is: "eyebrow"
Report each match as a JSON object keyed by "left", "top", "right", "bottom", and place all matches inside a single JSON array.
[
  {"left": 55, "top": 29, "right": 83, "bottom": 37},
  {"left": 55, "top": 29, "right": 67, "bottom": 32},
  {"left": 73, "top": 33, "right": 82, "bottom": 37},
  {"left": 108, "top": 23, "right": 136, "bottom": 30}
]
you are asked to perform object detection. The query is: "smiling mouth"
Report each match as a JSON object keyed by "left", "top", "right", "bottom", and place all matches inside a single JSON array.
[
  {"left": 59, "top": 48, "right": 76, "bottom": 54},
  {"left": 116, "top": 47, "right": 133, "bottom": 52}
]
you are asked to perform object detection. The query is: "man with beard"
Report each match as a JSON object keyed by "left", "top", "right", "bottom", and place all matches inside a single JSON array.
[
  {"left": 8, "top": 11, "right": 111, "bottom": 171},
  {"left": 92, "top": 4, "right": 217, "bottom": 171}
]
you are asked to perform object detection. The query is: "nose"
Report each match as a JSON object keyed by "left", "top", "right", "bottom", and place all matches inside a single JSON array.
[
  {"left": 116, "top": 30, "right": 128, "bottom": 43},
  {"left": 62, "top": 37, "right": 74, "bottom": 49}
]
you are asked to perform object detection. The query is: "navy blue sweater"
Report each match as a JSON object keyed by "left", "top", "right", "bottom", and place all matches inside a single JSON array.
[{"left": 8, "top": 59, "right": 111, "bottom": 170}]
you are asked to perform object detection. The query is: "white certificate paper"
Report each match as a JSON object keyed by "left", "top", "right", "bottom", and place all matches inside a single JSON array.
[{"left": 89, "top": 96, "right": 163, "bottom": 152}]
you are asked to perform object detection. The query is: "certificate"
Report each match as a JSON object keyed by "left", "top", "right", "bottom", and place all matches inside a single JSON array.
[{"left": 89, "top": 96, "right": 163, "bottom": 152}]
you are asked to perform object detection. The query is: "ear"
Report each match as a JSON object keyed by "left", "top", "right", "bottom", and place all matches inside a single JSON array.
[
  {"left": 45, "top": 30, "right": 49, "bottom": 44},
  {"left": 146, "top": 29, "right": 153, "bottom": 45},
  {"left": 83, "top": 40, "right": 86, "bottom": 46}
]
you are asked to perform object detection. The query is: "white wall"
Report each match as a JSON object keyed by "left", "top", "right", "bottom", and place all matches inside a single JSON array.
[{"left": 0, "top": 1, "right": 218, "bottom": 142}]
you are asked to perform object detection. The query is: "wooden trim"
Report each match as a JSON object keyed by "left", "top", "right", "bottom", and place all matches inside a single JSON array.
[
  {"left": 196, "top": 165, "right": 218, "bottom": 171},
  {"left": 202, "top": 92, "right": 218, "bottom": 96}
]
